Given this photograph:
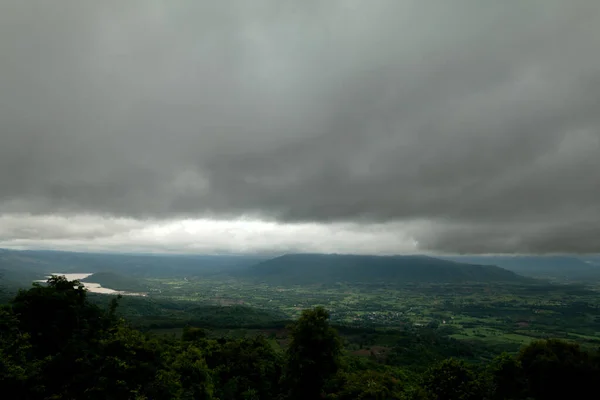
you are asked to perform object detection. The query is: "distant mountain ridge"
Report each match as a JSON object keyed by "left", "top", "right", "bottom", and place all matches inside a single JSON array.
[
  {"left": 244, "top": 253, "right": 530, "bottom": 285},
  {"left": 0, "top": 248, "right": 265, "bottom": 282},
  {"left": 82, "top": 272, "right": 147, "bottom": 292},
  {"left": 440, "top": 255, "right": 600, "bottom": 280}
]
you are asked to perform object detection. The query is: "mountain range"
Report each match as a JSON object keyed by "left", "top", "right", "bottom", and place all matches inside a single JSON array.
[
  {"left": 242, "top": 253, "right": 529, "bottom": 285},
  {"left": 441, "top": 255, "right": 600, "bottom": 280},
  {"left": 7, "top": 248, "right": 600, "bottom": 289}
]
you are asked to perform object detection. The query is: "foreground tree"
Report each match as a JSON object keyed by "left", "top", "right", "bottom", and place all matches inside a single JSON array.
[
  {"left": 421, "top": 358, "right": 487, "bottom": 400},
  {"left": 201, "top": 336, "right": 283, "bottom": 400},
  {"left": 0, "top": 306, "right": 37, "bottom": 394},
  {"left": 327, "top": 369, "right": 405, "bottom": 399},
  {"left": 6, "top": 278, "right": 600, "bottom": 400},
  {"left": 3, "top": 277, "right": 193, "bottom": 399},
  {"left": 487, "top": 352, "right": 525, "bottom": 400},
  {"left": 285, "top": 306, "right": 342, "bottom": 399},
  {"left": 518, "top": 339, "right": 598, "bottom": 400}
]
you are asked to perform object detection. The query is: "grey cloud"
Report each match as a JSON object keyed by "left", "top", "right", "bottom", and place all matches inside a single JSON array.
[
  {"left": 415, "top": 219, "right": 600, "bottom": 255},
  {"left": 0, "top": 215, "right": 420, "bottom": 255},
  {"left": 0, "top": 214, "right": 144, "bottom": 241},
  {"left": 1, "top": 1, "right": 600, "bottom": 253}
]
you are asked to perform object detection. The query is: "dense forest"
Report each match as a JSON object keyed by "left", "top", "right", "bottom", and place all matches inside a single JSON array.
[{"left": 2, "top": 277, "right": 599, "bottom": 399}]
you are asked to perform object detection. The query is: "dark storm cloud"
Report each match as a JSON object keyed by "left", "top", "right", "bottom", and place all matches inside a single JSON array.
[{"left": 1, "top": 0, "right": 599, "bottom": 253}]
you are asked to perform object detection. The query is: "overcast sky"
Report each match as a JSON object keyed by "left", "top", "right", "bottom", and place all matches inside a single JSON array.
[{"left": 1, "top": 0, "right": 599, "bottom": 255}]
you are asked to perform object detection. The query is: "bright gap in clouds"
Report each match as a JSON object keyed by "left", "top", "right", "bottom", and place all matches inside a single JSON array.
[{"left": 0, "top": 214, "right": 419, "bottom": 255}]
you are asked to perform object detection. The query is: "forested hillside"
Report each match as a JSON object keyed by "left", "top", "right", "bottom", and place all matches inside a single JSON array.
[
  {"left": 2, "top": 277, "right": 597, "bottom": 400},
  {"left": 245, "top": 254, "right": 529, "bottom": 285},
  {"left": 81, "top": 272, "right": 147, "bottom": 292}
]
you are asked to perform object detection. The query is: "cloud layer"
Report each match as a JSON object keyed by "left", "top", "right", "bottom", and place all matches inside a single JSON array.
[
  {"left": 0, "top": 214, "right": 419, "bottom": 255},
  {"left": 1, "top": 1, "right": 599, "bottom": 253}
]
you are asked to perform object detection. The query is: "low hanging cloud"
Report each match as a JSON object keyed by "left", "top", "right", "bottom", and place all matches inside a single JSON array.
[
  {"left": 1, "top": 1, "right": 599, "bottom": 254},
  {"left": 0, "top": 214, "right": 419, "bottom": 255}
]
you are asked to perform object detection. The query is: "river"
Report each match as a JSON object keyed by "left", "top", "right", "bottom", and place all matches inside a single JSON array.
[{"left": 38, "top": 273, "right": 146, "bottom": 296}]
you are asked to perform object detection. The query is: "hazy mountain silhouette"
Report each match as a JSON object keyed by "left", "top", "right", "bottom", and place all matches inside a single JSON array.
[{"left": 244, "top": 253, "right": 530, "bottom": 285}]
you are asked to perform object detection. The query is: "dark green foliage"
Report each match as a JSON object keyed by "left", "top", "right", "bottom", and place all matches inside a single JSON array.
[
  {"left": 0, "top": 305, "right": 36, "bottom": 394},
  {"left": 99, "top": 294, "right": 290, "bottom": 330},
  {"left": 186, "top": 305, "right": 289, "bottom": 328},
  {"left": 386, "top": 330, "right": 480, "bottom": 370},
  {"left": 1, "top": 277, "right": 212, "bottom": 399},
  {"left": 200, "top": 336, "right": 283, "bottom": 400},
  {"left": 10, "top": 276, "right": 108, "bottom": 357},
  {"left": 326, "top": 370, "right": 405, "bottom": 399},
  {"left": 517, "top": 339, "right": 598, "bottom": 400},
  {"left": 78, "top": 325, "right": 177, "bottom": 399},
  {"left": 246, "top": 254, "right": 529, "bottom": 285},
  {"left": 182, "top": 326, "right": 208, "bottom": 341},
  {"left": 285, "top": 306, "right": 343, "bottom": 399},
  {"left": 162, "top": 345, "right": 214, "bottom": 400},
  {"left": 487, "top": 353, "right": 525, "bottom": 400},
  {"left": 2, "top": 277, "right": 600, "bottom": 400},
  {"left": 421, "top": 358, "right": 488, "bottom": 400}
]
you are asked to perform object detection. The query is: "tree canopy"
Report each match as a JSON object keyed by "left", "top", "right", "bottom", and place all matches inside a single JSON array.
[{"left": 1, "top": 278, "right": 599, "bottom": 400}]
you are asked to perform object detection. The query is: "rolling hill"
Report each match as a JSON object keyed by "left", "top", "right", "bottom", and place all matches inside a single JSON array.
[
  {"left": 243, "top": 253, "right": 530, "bottom": 285},
  {"left": 81, "top": 271, "right": 148, "bottom": 292}
]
